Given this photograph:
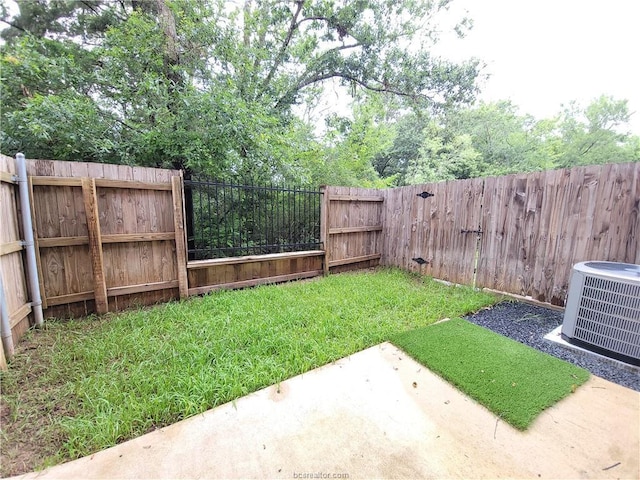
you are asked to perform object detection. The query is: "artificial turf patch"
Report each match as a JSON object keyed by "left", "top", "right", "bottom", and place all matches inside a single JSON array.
[{"left": 391, "top": 318, "right": 590, "bottom": 430}]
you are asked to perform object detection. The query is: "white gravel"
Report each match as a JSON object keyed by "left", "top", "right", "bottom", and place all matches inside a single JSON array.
[{"left": 464, "top": 301, "right": 640, "bottom": 392}]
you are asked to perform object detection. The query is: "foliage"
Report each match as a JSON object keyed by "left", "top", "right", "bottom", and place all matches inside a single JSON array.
[
  {"left": 397, "top": 97, "right": 639, "bottom": 184},
  {"left": 317, "top": 94, "right": 397, "bottom": 187},
  {"left": 1, "top": 2, "right": 636, "bottom": 186},
  {"left": 0, "top": 0, "right": 480, "bottom": 183},
  {"left": 552, "top": 96, "right": 639, "bottom": 168},
  {"left": 406, "top": 121, "right": 480, "bottom": 182},
  {"left": 447, "top": 101, "right": 550, "bottom": 175},
  {"left": 372, "top": 111, "right": 431, "bottom": 185}
]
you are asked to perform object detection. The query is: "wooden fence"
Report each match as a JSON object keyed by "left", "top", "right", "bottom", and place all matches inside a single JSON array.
[
  {"left": 321, "top": 186, "right": 384, "bottom": 272},
  {"left": 23, "top": 158, "right": 188, "bottom": 318},
  {"left": 182, "top": 186, "right": 380, "bottom": 295},
  {"left": 2, "top": 155, "right": 638, "bottom": 363},
  {"left": 381, "top": 162, "right": 640, "bottom": 305},
  {"left": 0, "top": 156, "right": 330, "bottom": 360},
  {"left": 477, "top": 163, "right": 639, "bottom": 304},
  {"left": 383, "top": 178, "right": 484, "bottom": 285},
  {"left": 0, "top": 155, "right": 32, "bottom": 367}
]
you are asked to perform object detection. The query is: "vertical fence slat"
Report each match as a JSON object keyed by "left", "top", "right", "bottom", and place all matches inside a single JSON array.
[
  {"left": 27, "top": 175, "right": 48, "bottom": 310},
  {"left": 320, "top": 185, "right": 329, "bottom": 274},
  {"left": 0, "top": 338, "right": 6, "bottom": 370},
  {"left": 172, "top": 176, "right": 188, "bottom": 298},
  {"left": 82, "top": 177, "right": 108, "bottom": 314}
]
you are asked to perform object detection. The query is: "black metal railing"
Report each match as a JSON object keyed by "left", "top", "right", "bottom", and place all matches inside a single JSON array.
[{"left": 184, "top": 178, "right": 322, "bottom": 261}]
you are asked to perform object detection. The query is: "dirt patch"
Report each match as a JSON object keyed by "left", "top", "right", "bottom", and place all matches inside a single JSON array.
[
  {"left": 1, "top": 399, "right": 45, "bottom": 477},
  {"left": 0, "top": 328, "right": 79, "bottom": 477}
]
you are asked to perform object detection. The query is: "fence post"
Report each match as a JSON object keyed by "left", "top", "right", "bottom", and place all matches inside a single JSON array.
[
  {"left": 172, "top": 175, "right": 188, "bottom": 298},
  {"left": 15, "top": 153, "right": 44, "bottom": 327},
  {"left": 81, "top": 178, "right": 108, "bottom": 314},
  {"left": 320, "top": 185, "right": 330, "bottom": 275}
]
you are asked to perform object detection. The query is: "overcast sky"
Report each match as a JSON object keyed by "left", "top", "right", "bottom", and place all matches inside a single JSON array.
[{"left": 432, "top": 0, "right": 640, "bottom": 134}]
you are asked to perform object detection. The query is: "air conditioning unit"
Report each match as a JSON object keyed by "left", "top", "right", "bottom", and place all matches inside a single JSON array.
[{"left": 562, "top": 261, "right": 640, "bottom": 366}]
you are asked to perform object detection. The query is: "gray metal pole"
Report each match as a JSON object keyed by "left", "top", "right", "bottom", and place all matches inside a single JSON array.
[{"left": 15, "top": 153, "right": 44, "bottom": 327}]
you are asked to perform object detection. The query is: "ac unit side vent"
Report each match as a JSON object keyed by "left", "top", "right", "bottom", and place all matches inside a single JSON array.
[{"left": 562, "top": 262, "right": 640, "bottom": 366}]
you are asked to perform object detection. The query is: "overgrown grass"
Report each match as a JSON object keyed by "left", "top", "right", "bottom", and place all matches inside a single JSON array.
[
  {"left": 0, "top": 268, "right": 497, "bottom": 475},
  {"left": 391, "top": 318, "right": 590, "bottom": 430}
]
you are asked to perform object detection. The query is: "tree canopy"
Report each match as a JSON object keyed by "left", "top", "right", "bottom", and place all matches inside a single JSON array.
[
  {"left": 385, "top": 96, "right": 639, "bottom": 184},
  {"left": 1, "top": 0, "right": 480, "bottom": 182},
  {"left": 1, "top": 1, "right": 637, "bottom": 186}
]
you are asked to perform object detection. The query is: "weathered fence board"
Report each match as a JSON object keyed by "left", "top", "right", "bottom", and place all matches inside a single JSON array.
[
  {"left": 380, "top": 162, "right": 639, "bottom": 306},
  {"left": 0, "top": 155, "right": 32, "bottom": 350},
  {"left": 479, "top": 162, "right": 640, "bottom": 305},
  {"left": 26, "top": 159, "right": 183, "bottom": 318},
  {"left": 187, "top": 250, "right": 324, "bottom": 296},
  {"left": 323, "top": 186, "right": 383, "bottom": 272},
  {"left": 382, "top": 178, "right": 484, "bottom": 286}
]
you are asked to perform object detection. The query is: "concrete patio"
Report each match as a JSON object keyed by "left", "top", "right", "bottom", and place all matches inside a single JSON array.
[{"left": 10, "top": 342, "right": 640, "bottom": 480}]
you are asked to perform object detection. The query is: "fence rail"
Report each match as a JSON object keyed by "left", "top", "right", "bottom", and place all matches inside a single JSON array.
[
  {"left": 23, "top": 158, "right": 186, "bottom": 319},
  {"left": 381, "top": 162, "right": 640, "bottom": 305},
  {"left": 185, "top": 178, "right": 322, "bottom": 260},
  {"left": 2, "top": 154, "right": 639, "bottom": 366}
]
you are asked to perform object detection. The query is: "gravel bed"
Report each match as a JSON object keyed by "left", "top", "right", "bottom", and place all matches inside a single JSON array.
[{"left": 464, "top": 301, "right": 639, "bottom": 392}]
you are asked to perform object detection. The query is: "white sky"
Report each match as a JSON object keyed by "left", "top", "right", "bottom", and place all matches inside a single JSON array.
[{"left": 432, "top": 0, "right": 640, "bottom": 134}]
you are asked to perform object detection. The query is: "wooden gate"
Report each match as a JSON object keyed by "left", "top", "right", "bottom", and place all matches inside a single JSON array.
[{"left": 382, "top": 178, "right": 484, "bottom": 285}]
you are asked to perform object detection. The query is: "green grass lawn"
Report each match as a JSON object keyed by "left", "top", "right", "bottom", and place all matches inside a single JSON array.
[
  {"left": 391, "top": 318, "right": 590, "bottom": 430},
  {"left": 0, "top": 268, "right": 497, "bottom": 475}
]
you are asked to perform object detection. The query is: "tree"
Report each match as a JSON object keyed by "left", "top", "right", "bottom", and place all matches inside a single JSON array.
[
  {"left": 1, "top": 0, "right": 481, "bottom": 185},
  {"left": 401, "top": 101, "right": 550, "bottom": 183},
  {"left": 372, "top": 111, "right": 431, "bottom": 185},
  {"left": 235, "top": 0, "right": 481, "bottom": 110},
  {"left": 395, "top": 96, "right": 639, "bottom": 185},
  {"left": 553, "top": 96, "right": 639, "bottom": 168},
  {"left": 1, "top": 1, "right": 282, "bottom": 175},
  {"left": 445, "top": 101, "right": 552, "bottom": 175},
  {"left": 405, "top": 120, "right": 480, "bottom": 183},
  {"left": 316, "top": 94, "right": 395, "bottom": 187}
]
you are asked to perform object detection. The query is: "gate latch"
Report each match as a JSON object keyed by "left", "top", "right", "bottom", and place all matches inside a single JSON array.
[
  {"left": 416, "top": 191, "right": 434, "bottom": 199},
  {"left": 461, "top": 229, "right": 483, "bottom": 234},
  {"left": 412, "top": 257, "right": 428, "bottom": 265}
]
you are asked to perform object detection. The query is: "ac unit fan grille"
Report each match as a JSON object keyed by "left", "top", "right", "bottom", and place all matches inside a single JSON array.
[{"left": 574, "top": 276, "right": 640, "bottom": 360}]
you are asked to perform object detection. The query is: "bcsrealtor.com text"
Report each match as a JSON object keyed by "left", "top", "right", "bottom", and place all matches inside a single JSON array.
[{"left": 292, "top": 472, "right": 349, "bottom": 479}]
